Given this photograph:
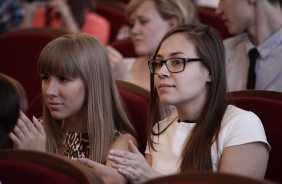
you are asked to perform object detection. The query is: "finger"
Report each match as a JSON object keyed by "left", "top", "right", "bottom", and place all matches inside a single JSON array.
[
  {"left": 109, "top": 150, "right": 135, "bottom": 160},
  {"left": 117, "top": 168, "right": 137, "bottom": 182},
  {"left": 108, "top": 154, "right": 136, "bottom": 165},
  {"left": 19, "top": 111, "right": 36, "bottom": 132},
  {"left": 128, "top": 140, "right": 140, "bottom": 154},
  {"left": 9, "top": 132, "right": 22, "bottom": 147},
  {"left": 17, "top": 117, "right": 33, "bottom": 137},
  {"left": 33, "top": 116, "right": 45, "bottom": 135},
  {"left": 13, "top": 123, "right": 28, "bottom": 140}
]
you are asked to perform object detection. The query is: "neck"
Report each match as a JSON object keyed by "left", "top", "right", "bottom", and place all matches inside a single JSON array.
[
  {"left": 63, "top": 115, "right": 87, "bottom": 133},
  {"left": 175, "top": 89, "right": 208, "bottom": 123},
  {"left": 248, "top": 1, "right": 282, "bottom": 45}
]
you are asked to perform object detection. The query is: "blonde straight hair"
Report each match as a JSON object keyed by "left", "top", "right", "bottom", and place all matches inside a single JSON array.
[{"left": 38, "top": 33, "right": 137, "bottom": 163}]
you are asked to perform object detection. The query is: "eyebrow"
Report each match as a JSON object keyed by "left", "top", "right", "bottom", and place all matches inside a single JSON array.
[{"left": 156, "top": 51, "right": 187, "bottom": 58}]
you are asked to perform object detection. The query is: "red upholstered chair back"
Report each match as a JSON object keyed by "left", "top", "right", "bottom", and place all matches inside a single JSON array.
[
  {"left": 110, "top": 38, "right": 137, "bottom": 58},
  {"left": 0, "top": 149, "right": 104, "bottom": 184},
  {"left": 26, "top": 93, "right": 43, "bottom": 120},
  {"left": 197, "top": 8, "right": 231, "bottom": 39},
  {"left": 143, "top": 172, "right": 276, "bottom": 184},
  {"left": 95, "top": 2, "right": 128, "bottom": 43},
  {"left": 0, "top": 28, "right": 69, "bottom": 104},
  {"left": 227, "top": 90, "right": 282, "bottom": 183},
  {"left": 116, "top": 80, "right": 150, "bottom": 154},
  {"left": 26, "top": 80, "right": 150, "bottom": 154}
]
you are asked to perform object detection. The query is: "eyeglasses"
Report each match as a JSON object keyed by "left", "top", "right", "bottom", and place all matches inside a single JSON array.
[{"left": 148, "top": 58, "right": 203, "bottom": 74}]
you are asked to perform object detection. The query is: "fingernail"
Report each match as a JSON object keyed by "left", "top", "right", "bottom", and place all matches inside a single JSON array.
[
  {"left": 109, "top": 155, "right": 113, "bottom": 159},
  {"left": 109, "top": 150, "right": 114, "bottom": 154}
]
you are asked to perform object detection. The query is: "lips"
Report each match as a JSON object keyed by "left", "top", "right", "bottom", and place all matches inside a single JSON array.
[
  {"left": 158, "top": 84, "right": 174, "bottom": 89},
  {"left": 48, "top": 102, "right": 62, "bottom": 109}
]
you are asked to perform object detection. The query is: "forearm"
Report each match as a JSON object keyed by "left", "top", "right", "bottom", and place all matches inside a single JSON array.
[
  {"left": 22, "top": 3, "right": 38, "bottom": 28},
  {"left": 59, "top": 7, "right": 79, "bottom": 33}
]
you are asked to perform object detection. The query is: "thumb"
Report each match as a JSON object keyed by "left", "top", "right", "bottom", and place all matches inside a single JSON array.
[{"left": 128, "top": 140, "right": 139, "bottom": 154}]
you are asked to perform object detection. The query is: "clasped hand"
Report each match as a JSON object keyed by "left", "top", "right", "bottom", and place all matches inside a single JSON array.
[
  {"left": 9, "top": 111, "right": 46, "bottom": 151},
  {"left": 108, "top": 140, "right": 155, "bottom": 184}
]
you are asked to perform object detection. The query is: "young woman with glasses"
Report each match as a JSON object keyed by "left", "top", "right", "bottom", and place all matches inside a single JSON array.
[{"left": 83, "top": 24, "right": 270, "bottom": 184}]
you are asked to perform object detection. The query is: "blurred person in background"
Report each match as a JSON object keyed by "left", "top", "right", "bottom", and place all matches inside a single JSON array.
[
  {"left": 107, "top": 0, "right": 198, "bottom": 90},
  {"left": 0, "top": 0, "right": 24, "bottom": 35},
  {"left": 22, "top": 0, "right": 110, "bottom": 45},
  {"left": 216, "top": 0, "right": 282, "bottom": 91}
]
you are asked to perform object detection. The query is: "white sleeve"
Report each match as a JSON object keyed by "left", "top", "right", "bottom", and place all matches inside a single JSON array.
[{"left": 223, "top": 111, "right": 271, "bottom": 151}]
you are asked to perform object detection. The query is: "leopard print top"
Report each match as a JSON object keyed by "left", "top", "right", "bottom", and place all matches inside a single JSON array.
[{"left": 62, "top": 130, "right": 126, "bottom": 160}]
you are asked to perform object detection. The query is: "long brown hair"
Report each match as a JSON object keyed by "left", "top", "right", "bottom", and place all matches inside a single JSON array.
[
  {"left": 147, "top": 24, "right": 227, "bottom": 172},
  {"left": 38, "top": 33, "right": 137, "bottom": 163}
]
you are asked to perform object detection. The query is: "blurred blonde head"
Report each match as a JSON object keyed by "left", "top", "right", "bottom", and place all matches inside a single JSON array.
[{"left": 126, "top": 0, "right": 197, "bottom": 25}]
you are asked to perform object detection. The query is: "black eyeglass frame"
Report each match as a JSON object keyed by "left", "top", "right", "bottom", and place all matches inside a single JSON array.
[{"left": 148, "top": 58, "right": 203, "bottom": 74}]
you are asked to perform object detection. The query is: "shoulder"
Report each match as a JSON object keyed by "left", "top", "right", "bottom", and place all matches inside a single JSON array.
[
  {"left": 220, "top": 105, "right": 270, "bottom": 149},
  {"left": 111, "top": 132, "right": 137, "bottom": 151},
  {"left": 84, "top": 12, "right": 110, "bottom": 26},
  {"left": 223, "top": 33, "right": 248, "bottom": 50},
  {"left": 221, "top": 105, "right": 262, "bottom": 128}
]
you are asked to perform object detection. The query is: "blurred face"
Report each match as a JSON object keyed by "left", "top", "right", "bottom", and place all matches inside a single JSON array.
[
  {"left": 154, "top": 33, "right": 211, "bottom": 109},
  {"left": 129, "top": 1, "right": 172, "bottom": 56},
  {"left": 216, "top": 0, "right": 255, "bottom": 35},
  {"left": 41, "top": 74, "right": 86, "bottom": 123}
]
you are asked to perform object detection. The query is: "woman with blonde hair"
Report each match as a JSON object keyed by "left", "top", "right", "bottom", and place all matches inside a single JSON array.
[
  {"left": 10, "top": 33, "right": 137, "bottom": 183},
  {"left": 107, "top": 0, "right": 198, "bottom": 90}
]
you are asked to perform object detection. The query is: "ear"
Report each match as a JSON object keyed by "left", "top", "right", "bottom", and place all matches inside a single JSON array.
[
  {"left": 206, "top": 73, "right": 212, "bottom": 82},
  {"left": 168, "top": 17, "right": 179, "bottom": 29}
]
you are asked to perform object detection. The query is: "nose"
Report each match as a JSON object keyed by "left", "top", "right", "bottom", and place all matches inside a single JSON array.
[
  {"left": 131, "top": 21, "right": 141, "bottom": 35},
  {"left": 215, "top": 2, "right": 223, "bottom": 16},
  {"left": 157, "top": 64, "right": 170, "bottom": 78},
  {"left": 43, "top": 78, "right": 59, "bottom": 98}
]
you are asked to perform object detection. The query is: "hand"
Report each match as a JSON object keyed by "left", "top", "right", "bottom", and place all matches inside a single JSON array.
[
  {"left": 116, "top": 25, "right": 131, "bottom": 41},
  {"left": 108, "top": 140, "right": 157, "bottom": 184},
  {"left": 77, "top": 158, "right": 122, "bottom": 184},
  {"left": 47, "top": 0, "right": 70, "bottom": 16},
  {"left": 9, "top": 111, "right": 46, "bottom": 151},
  {"left": 106, "top": 46, "right": 131, "bottom": 80}
]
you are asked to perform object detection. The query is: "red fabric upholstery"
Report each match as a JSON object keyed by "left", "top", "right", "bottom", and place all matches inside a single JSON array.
[
  {"left": 143, "top": 172, "right": 274, "bottom": 184},
  {"left": 0, "top": 32, "right": 61, "bottom": 104},
  {"left": 110, "top": 38, "right": 137, "bottom": 58},
  {"left": 197, "top": 8, "right": 231, "bottom": 39},
  {"left": 0, "top": 150, "right": 103, "bottom": 184},
  {"left": 118, "top": 89, "right": 149, "bottom": 154},
  {"left": 228, "top": 97, "right": 282, "bottom": 183},
  {"left": 95, "top": 4, "right": 128, "bottom": 43},
  {"left": 0, "top": 160, "right": 79, "bottom": 184},
  {"left": 26, "top": 93, "right": 43, "bottom": 120}
]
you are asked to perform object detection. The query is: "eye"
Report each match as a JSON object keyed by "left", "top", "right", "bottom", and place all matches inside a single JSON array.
[
  {"left": 59, "top": 76, "right": 70, "bottom": 82},
  {"left": 140, "top": 19, "right": 149, "bottom": 25},
  {"left": 41, "top": 74, "right": 49, "bottom": 81},
  {"left": 170, "top": 59, "right": 183, "bottom": 66}
]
